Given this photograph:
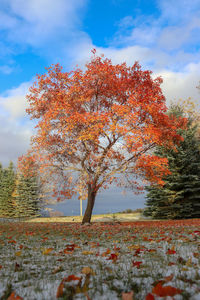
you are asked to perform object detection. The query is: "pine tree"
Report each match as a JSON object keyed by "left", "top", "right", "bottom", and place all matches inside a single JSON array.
[
  {"left": 0, "top": 161, "right": 16, "bottom": 217},
  {"left": 0, "top": 163, "right": 3, "bottom": 216},
  {"left": 144, "top": 105, "right": 200, "bottom": 219},
  {"left": 14, "top": 172, "right": 42, "bottom": 218}
]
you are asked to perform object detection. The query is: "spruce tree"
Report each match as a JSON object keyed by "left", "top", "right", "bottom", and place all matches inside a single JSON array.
[
  {"left": 0, "top": 161, "right": 16, "bottom": 217},
  {"left": 144, "top": 105, "right": 200, "bottom": 219},
  {"left": 0, "top": 163, "right": 3, "bottom": 216},
  {"left": 14, "top": 172, "right": 42, "bottom": 218}
]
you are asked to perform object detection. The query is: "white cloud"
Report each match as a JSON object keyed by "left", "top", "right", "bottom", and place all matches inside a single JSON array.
[
  {"left": 0, "top": 113, "right": 34, "bottom": 166},
  {"left": 156, "top": 63, "right": 200, "bottom": 104},
  {"left": 0, "top": 81, "right": 35, "bottom": 165},
  {"left": 0, "top": 0, "right": 87, "bottom": 47},
  {"left": 112, "top": 0, "right": 200, "bottom": 52},
  {"left": 0, "top": 81, "right": 31, "bottom": 119},
  {"left": 158, "top": 0, "right": 200, "bottom": 23}
]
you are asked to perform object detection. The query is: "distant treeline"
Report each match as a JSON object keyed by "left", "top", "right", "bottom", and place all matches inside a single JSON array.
[{"left": 118, "top": 208, "right": 144, "bottom": 214}]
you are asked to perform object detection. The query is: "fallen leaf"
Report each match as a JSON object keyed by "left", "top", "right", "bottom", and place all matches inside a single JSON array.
[
  {"left": 56, "top": 275, "right": 82, "bottom": 298},
  {"left": 152, "top": 282, "right": 182, "bottom": 297},
  {"left": 8, "top": 240, "right": 16, "bottom": 244},
  {"left": 107, "top": 253, "right": 118, "bottom": 261},
  {"left": 166, "top": 249, "right": 176, "bottom": 254},
  {"left": 164, "top": 274, "right": 173, "bottom": 282},
  {"left": 122, "top": 291, "right": 134, "bottom": 300},
  {"left": 132, "top": 261, "right": 142, "bottom": 268},
  {"left": 101, "top": 248, "right": 111, "bottom": 256},
  {"left": 52, "top": 266, "right": 63, "bottom": 274},
  {"left": 82, "top": 251, "right": 94, "bottom": 255},
  {"left": 84, "top": 291, "right": 92, "bottom": 300},
  {"left": 168, "top": 262, "right": 175, "bottom": 266},
  {"left": 145, "top": 293, "right": 155, "bottom": 300},
  {"left": 42, "top": 248, "right": 53, "bottom": 255},
  {"left": 14, "top": 263, "right": 21, "bottom": 272},
  {"left": 193, "top": 252, "right": 199, "bottom": 258},
  {"left": 56, "top": 280, "right": 65, "bottom": 298},
  {"left": 81, "top": 267, "right": 95, "bottom": 275},
  {"left": 7, "top": 291, "right": 23, "bottom": 300},
  {"left": 66, "top": 275, "right": 82, "bottom": 282},
  {"left": 186, "top": 258, "right": 192, "bottom": 267}
]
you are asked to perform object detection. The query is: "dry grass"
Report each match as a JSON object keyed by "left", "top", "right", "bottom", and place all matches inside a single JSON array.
[{"left": 26, "top": 212, "right": 143, "bottom": 223}]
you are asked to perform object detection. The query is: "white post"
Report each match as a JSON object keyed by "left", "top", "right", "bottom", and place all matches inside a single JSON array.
[{"left": 80, "top": 198, "right": 82, "bottom": 216}]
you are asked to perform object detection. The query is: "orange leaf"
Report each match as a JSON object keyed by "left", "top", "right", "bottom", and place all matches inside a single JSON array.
[
  {"left": 122, "top": 291, "right": 134, "bottom": 300},
  {"left": 164, "top": 274, "right": 173, "bottom": 282},
  {"left": 81, "top": 266, "right": 95, "bottom": 275},
  {"left": 56, "top": 280, "right": 65, "bottom": 298},
  {"left": 82, "top": 251, "right": 94, "bottom": 255},
  {"left": 7, "top": 292, "right": 23, "bottom": 300},
  {"left": 56, "top": 275, "right": 82, "bottom": 298},
  {"left": 102, "top": 248, "right": 111, "bottom": 256},
  {"left": 42, "top": 248, "right": 53, "bottom": 255}
]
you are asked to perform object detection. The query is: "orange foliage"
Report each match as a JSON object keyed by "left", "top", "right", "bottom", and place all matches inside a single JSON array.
[{"left": 18, "top": 50, "right": 186, "bottom": 205}]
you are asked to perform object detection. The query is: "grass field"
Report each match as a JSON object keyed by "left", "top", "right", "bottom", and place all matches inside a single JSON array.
[
  {"left": 26, "top": 212, "right": 143, "bottom": 223},
  {"left": 0, "top": 218, "right": 199, "bottom": 299}
]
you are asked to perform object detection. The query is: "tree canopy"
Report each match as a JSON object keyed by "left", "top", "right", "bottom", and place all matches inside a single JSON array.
[{"left": 18, "top": 51, "right": 186, "bottom": 223}]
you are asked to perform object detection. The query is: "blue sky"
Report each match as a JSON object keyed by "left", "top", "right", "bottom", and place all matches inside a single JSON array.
[{"left": 0, "top": 0, "right": 200, "bottom": 215}]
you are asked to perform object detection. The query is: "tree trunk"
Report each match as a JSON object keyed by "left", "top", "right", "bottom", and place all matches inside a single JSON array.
[{"left": 82, "top": 184, "right": 96, "bottom": 224}]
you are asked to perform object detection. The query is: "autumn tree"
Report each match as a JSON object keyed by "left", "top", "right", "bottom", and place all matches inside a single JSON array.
[{"left": 19, "top": 51, "right": 186, "bottom": 223}]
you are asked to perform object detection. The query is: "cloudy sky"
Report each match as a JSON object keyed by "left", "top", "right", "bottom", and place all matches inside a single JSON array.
[{"left": 0, "top": 0, "right": 200, "bottom": 215}]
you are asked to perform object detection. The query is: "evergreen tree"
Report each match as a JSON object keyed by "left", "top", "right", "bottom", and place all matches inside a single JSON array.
[
  {"left": 144, "top": 105, "right": 200, "bottom": 219},
  {"left": 0, "top": 161, "right": 16, "bottom": 217},
  {"left": 0, "top": 163, "right": 3, "bottom": 216},
  {"left": 14, "top": 172, "right": 42, "bottom": 218}
]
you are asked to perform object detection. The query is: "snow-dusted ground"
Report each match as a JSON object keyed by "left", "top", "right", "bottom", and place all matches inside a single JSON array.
[{"left": 0, "top": 219, "right": 199, "bottom": 299}]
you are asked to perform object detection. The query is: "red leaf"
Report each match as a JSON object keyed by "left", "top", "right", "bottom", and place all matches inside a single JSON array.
[
  {"left": 65, "top": 274, "right": 81, "bottom": 282},
  {"left": 107, "top": 253, "right": 118, "bottom": 261},
  {"left": 152, "top": 282, "right": 182, "bottom": 297},
  {"left": 145, "top": 293, "right": 155, "bottom": 300},
  {"left": 166, "top": 249, "right": 176, "bottom": 254},
  {"left": 132, "top": 261, "right": 142, "bottom": 268}
]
